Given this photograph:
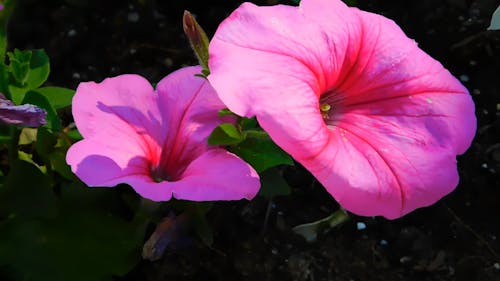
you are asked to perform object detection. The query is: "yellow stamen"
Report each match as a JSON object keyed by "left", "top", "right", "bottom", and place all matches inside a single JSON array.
[{"left": 320, "top": 103, "right": 331, "bottom": 112}]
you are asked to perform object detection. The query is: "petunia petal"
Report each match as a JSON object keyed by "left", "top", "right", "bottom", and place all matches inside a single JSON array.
[
  {"left": 208, "top": 0, "right": 476, "bottom": 218},
  {"left": 72, "top": 74, "right": 164, "bottom": 165},
  {"left": 155, "top": 66, "right": 233, "bottom": 178},
  {"left": 171, "top": 149, "right": 260, "bottom": 201},
  {"left": 66, "top": 138, "right": 150, "bottom": 187}
]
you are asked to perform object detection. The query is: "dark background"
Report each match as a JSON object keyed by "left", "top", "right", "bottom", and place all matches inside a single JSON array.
[{"left": 6, "top": 0, "right": 500, "bottom": 280}]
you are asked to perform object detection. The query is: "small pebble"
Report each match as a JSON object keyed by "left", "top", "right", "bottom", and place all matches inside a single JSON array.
[
  {"left": 67, "top": 29, "right": 77, "bottom": 37},
  {"left": 72, "top": 72, "right": 81, "bottom": 79},
  {"left": 472, "top": 89, "right": 480, "bottom": 95},
  {"left": 380, "top": 239, "right": 388, "bottom": 246},
  {"left": 128, "top": 12, "right": 140, "bottom": 23},
  {"left": 459, "top": 74, "right": 469, "bottom": 82},
  {"left": 356, "top": 222, "right": 366, "bottom": 230},
  {"left": 271, "top": 248, "right": 278, "bottom": 255},
  {"left": 400, "top": 256, "right": 412, "bottom": 264},
  {"left": 494, "top": 263, "right": 500, "bottom": 270}
]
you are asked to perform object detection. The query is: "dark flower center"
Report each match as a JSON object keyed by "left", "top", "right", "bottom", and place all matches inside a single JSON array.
[{"left": 150, "top": 166, "right": 171, "bottom": 183}]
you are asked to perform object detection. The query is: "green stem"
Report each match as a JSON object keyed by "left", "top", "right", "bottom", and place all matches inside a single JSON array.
[{"left": 8, "top": 125, "right": 18, "bottom": 163}]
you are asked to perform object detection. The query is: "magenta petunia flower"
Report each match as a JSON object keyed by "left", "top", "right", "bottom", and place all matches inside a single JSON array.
[
  {"left": 208, "top": 0, "right": 476, "bottom": 218},
  {"left": 66, "top": 66, "right": 260, "bottom": 201}
]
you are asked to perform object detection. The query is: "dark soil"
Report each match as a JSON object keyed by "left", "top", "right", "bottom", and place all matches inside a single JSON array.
[{"left": 8, "top": 0, "right": 500, "bottom": 280}]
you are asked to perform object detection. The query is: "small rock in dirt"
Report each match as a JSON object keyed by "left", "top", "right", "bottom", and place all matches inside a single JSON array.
[{"left": 356, "top": 222, "right": 366, "bottom": 230}]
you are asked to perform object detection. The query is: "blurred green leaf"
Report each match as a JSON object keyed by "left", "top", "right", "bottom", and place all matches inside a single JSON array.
[
  {"left": 36, "top": 86, "right": 75, "bottom": 110},
  {"left": 35, "top": 127, "right": 57, "bottom": 161},
  {"left": 258, "top": 168, "right": 291, "bottom": 198},
  {"left": 292, "top": 209, "right": 349, "bottom": 243},
  {"left": 49, "top": 151, "right": 75, "bottom": 180},
  {"left": 0, "top": 183, "right": 147, "bottom": 281},
  {"left": 67, "top": 128, "right": 83, "bottom": 141},
  {"left": 0, "top": 160, "right": 56, "bottom": 219},
  {"left": 189, "top": 203, "right": 213, "bottom": 247},
  {"left": 230, "top": 136, "right": 293, "bottom": 172},
  {"left": 0, "top": 0, "right": 16, "bottom": 63},
  {"left": 22, "top": 90, "right": 61, "bottom": 131},
  {"left": 7, "top": 49, "right": 31, "bottom": 85},
  {"left": 208, "top": 123, "right": 245, "bottom": 145}
]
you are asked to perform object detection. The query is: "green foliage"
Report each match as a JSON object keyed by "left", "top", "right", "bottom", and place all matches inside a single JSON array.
[
  {"left": 208, "top": 123, "right": 245, "bottom": 145},
  {"left": 209, "top": 114, "right": 294, "bottom": 173},
  {"left": 292, "top": 209, "right": 350, "bottom": 242},
  {"left": 258, "top": 167, "right": 291, "bottom": 198},
  {"left": 0, "top": 182, "right": 147, "bottom": 281},
  {"left": 36, "top": 86, "right": 75, "bottom": 109},
  {"left": 0, "top": 160, "right": 56, "bottom": 219},
  {"left": 6, "top": 49, "right": 50, "bottom": 103},
  {"left": 230, "top": 135, "right": 293, "bottom": 173}
]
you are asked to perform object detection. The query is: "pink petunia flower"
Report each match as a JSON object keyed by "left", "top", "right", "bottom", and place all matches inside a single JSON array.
[
  {"left": 208, "top": 0, "right": 476, "bottom": 218},
  {"left": 66, "top": 66, "right": 260, "bottom": 201}
]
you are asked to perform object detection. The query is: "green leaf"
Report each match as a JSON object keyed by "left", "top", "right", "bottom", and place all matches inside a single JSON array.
[
  {"left": 22, "top": 90, "right": 61, "bottom": 131},
  {"left": 230, "top": 136, "right": 293, "bottom": 172},
  {"left": 67, "top": 128, "right": 83, "bottom": 141},
  {"left": 6, "top": 49, "right": 50, "bottom": 93},
  {"left": 49, "top": 152, "right": 76, "bottom": 180},
  {"left": 7, "top": 49, "right": 31, "bottom": 85},
  {"left": 208, "top": 123, "right": 245, "bottom": 145},
  {"left": 0, "top": 160, "right": 56, "bottom": 219},
  {"left": 36, "top": 86, "right": 75, "bottom": 110},
  {"left": 292, "top": 209, "right": 349, "bottom": 243},
  {"left": 26, "top": 49, "right": 50, "bottom": 89},
  {"left": 258, "top": 168, "right": 291, "bottom": 198},
  {"left": 0, "top": 183, "right": 147, "bottom": 281},
  {"left": 35, "top": 127, "right": 57, "bottom": 161},
  {"left": 18, "top": 128, "right": 38, "bottom": 145},
  {"left": 218, "top": 108, "right": 234, "bottom": 117},
  {"left": 8, "top": 84, "right": 28, "bottom": 105}
]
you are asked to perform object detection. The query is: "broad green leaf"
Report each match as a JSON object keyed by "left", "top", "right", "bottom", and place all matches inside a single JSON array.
[
  {"left": 0, "top": 183, "right": 147, "bottom": 281},
  {"left": 208, "top": 123, "right": 245, "bottom": 145},
  {"left": 17, "top": 151, "right": 47, "bottom": 173},
  {"left": 35, "top": 127, "right": 57, "bottom": 160},
  {"left": 230, "top": 136, "right": 293, "bottom": 172},
  {"left": 258, "top": 168, "right": 291, "bottom": 198},
  {"left": 49, "top": 151, "right": 76, "bottom": 180},
  {"left": 26, "top": 49, "right": 50, "bottom": 89},
  {"left": 240, "top": 117, "right": 257, "bottom": 130},
  {"left": 22, "top": 90, "right": 61, "bottom": 131},
  {"left": 8, "top": 84, "right": 28, "bottom": 104},
  {"left": 0, "top": 160, "right": 56, "bottom": 219},
  {"left": 67, "top": 128, "right": 83, "bottom": 141},
  {"left": 18, "top": 128, "right": 37, "bottom": 145},
  {"left": 36, "top": 86, "right": 75, "bottom": 110}
]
